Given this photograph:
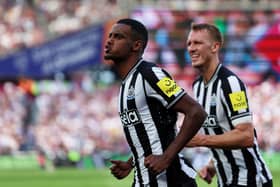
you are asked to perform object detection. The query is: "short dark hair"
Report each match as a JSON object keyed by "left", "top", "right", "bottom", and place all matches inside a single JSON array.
[
  {"left": 117, "top": 18, "right": 148, "bottom": 52},
  {"left": 191, "top": 23, "right": 223, "bottom": 46}
]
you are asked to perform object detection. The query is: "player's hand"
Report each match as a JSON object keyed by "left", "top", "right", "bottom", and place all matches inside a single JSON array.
[
  {"left": 144, "top": 155, "right": 169, "bottom": 175},
  {"left": 110, "top": 160, "right": 133, "bottom": 179},
  {"left": 198, "top": 165, "right": 216, "bottom": 184}
]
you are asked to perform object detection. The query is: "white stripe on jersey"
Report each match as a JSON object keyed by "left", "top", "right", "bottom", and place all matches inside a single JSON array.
[
  {"left": 119, "top": 60, "right": 196, "bottom": 186},
  {"left": 152, "top": 67, "right": 165, "bottom": 79},
  {"left": 128, "top": 126, "right": 149, "bottom": 184},
  {"left": 193, "top": 64, "right": 272, "bottom": 186},
  {"left": 156, "top": 171, "right": 168, "bottom": 187},
  {"left": 135, "top": 75, "right": 164, "bottom": 156},
  {"left": 179, "top": 155, "right": 197, "bottom": 178},
  {"left": 126, "top": 73, "right": 166, "bottom": 185}
]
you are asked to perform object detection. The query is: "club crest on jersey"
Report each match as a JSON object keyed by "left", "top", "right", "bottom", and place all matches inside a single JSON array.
[
  {"left": 119, "top": 109, "right": 141, "bottom": 127},
  {"left": 127, "top": 86, "right": 135, "bottom": 100},
  {"left": 156, "top": 77, "right": 181, "bottom": 97},
  {"left": 203, "top": 115, "right": 219, "bottom": 128},
  {"left": 229, "top": 91, "right": 248, "bottom": 111}
]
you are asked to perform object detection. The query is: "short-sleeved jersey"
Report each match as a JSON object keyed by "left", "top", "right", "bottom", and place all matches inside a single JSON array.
[
  {"left": 193, "top": 64, "right": 272, "bottom": 187},
  {"left": 118, "top": 59, "right": 196, "bottom": 186}
]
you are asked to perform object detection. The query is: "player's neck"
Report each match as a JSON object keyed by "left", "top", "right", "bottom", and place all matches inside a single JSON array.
[
  {"left": 115, "top": 55, "right": 142, "bottom": 80},
  {"left": 202, "top": 60, "right": 219, "bottom": 84}
]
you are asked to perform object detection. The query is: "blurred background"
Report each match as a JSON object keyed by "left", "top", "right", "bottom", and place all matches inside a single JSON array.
[{"left": 0, "top": 0, "right": 279, "bottom": 181}]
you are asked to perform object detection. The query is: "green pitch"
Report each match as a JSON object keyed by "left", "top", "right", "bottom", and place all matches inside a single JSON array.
[{"left": 0, "top": 168, "right": 278, "bottom": 187}]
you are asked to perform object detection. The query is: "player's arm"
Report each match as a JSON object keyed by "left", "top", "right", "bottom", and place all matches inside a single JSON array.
[
  {"left": 144, "top": 93, "right": 207, "bottom": 173},
  {"left": 186, "top": 122, "right": 254, "bottom": 149},
  {"left": 163, "top": 93, "right": 207, "bottom": 161},
  {"left": 187, "top": 77, "right": 255, "bottom": 149}
]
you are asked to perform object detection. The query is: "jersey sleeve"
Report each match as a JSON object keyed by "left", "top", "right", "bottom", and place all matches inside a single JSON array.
[
  {"left": 142, "top": 66, "right": 185, "bottom": 109},
  {"left": 220, "top": 75, "right": 252, "bottom": 126}
]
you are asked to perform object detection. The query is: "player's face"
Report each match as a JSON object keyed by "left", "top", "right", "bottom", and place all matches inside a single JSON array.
[
  {"left": 104, "top": 24, "right": 134, "bottom": 62},
  {"left": 187, "top": 30, "right": 215, "bottom": 68}
]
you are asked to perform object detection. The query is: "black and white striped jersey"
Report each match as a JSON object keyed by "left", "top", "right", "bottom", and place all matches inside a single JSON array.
[
  {"left": 193, "top": 64, "right": 272, "bottom": 187},
  {"left": 118, "top": 59, "right": 196, "bottom": 186}
]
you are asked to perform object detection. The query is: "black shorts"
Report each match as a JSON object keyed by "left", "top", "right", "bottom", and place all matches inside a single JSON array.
[{"left": 178, "top": 178, "right": 197, "bottom": 187}]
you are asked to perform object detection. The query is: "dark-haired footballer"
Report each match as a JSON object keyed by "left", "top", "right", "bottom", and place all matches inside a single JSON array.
[{"left": 104, "top": 18, "right": 207, "bottom": 187}]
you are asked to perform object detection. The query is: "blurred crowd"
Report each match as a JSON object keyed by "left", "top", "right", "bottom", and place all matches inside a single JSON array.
[
  {"left": 1, "top": 0, "right": 280, "bottom": 80},
  {"left": 138, "top": 8, "right": 280, "bottom": 81},
  {"left": 0, "top": 75, "right": 279, "bottom": 159},
  {"left": 0, "top": 0, "right": 123, "bottom": 56}
]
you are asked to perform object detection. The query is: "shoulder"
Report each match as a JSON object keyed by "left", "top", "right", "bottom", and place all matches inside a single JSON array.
[
  {"left": 218, "top": 65, "right": 236, "bottom": 78},
  {"left": 218, "top": 66, "right": 245, "bottom": 86},
  {"left": 218, "top": 66, "right": 247, "bottom": 95},
  {"left": 137, "top": 60, "right": 171, "bottom": 79},
  {"left": 137, "top": 60, "right": 160, "bottom": 73}
]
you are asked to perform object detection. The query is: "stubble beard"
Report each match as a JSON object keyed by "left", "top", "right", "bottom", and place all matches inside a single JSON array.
[{"left": 104, "top": 55, "right": 126, "bottom": 66}]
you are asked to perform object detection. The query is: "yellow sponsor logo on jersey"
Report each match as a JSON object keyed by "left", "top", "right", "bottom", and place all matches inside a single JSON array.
[
  {"left": 229, "top": 91, "right": 248, "bottom": 111},
  {"left": 157, "top": 77, "right": 181, "bottom": 97}
]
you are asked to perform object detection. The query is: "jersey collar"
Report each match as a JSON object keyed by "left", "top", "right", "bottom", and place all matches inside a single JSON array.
[{"left": 204, "top": 63, "right": 222, "bottom": 87}]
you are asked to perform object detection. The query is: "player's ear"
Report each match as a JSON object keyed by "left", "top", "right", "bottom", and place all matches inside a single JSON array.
[
  {"left": 132, "top": 40, "right": 143, "bottom": 52},
  {"left": 211, "top": 42, "right": 220, "bottom": 53}
]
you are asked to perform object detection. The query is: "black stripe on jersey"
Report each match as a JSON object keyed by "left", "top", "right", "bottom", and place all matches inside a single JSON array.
[
  {"left": 200, "top": 82, "right": 228, "bottom": 185},
  {"left": 254, "top": 129, "right": 257, "bottom": 139},
  {"left": 201, "top": 84, "right": 209, "bottom": 137},
  {"left": 145, "top": 97, "right": 177, "bottom": 151},
  {"left": 120, "top": 82, "right": 144, "bottom": 185},
  {"left": 219, "top": 74, "right": 258, "bottom": 186},
  {"left": 141, "top": 63, "right": 195, "bottom": 186},
  {"left": 202, "top": 86, "right": 208, "bottom": 108},
  {"left": 127, "top": 72, "right": 158, "bottom": 187},
  {"left": 194, "top": 77, "right": 203, "bottom": 99},
  {"left": 211, "top": 80, "right": 240, "bottom": 185},
  {"left": 221, "top": 70, "right": 250, "bottom": 117},
  {"left": 145, "top": 96, "right": 180, "bottom": 187},
  {"left": 167, "top": 156, "right": 194, "bottom": 186},
  {"left": 209, "top": 79, "right": 220, "bottom": 131},
  {"left": 221, "top": 77, "right": 235, "bottom": 130},
  {"left": 253, "top": 146, "right": 270, "bottom": 182},
  {"left": 211, "top": 127, "right": 240, "bottom": 186},
  {"left": 221, "top": 87, "right": 258, "bottom": 186},
  {"left": 241, "top": 148, "right": 257, "bottom": 186},
  {"left": 143, "top": 74, "right": 184, "bottom": 187},
  {"left": 238, "top": 78, "right": 250, "bottom": 113},
  {"left": 220, "top": 71, "right": 239, "bottom": 118},
  {"left": 219, "top": 101, "right": 242, "bottom": 186},
  {"left": 211, "top": 149, "right": 227, "bottom": 185},
  {"left": 224, "top": 151, "right": 239, "bottom": 185}
]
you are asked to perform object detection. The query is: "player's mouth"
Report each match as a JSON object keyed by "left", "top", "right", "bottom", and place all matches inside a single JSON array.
[
  {"left": 191, "top": 54, "right": 200, "bottom": 61},
  {"left": 104, "top": 46, "right": 111, "bottom": 54}
]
